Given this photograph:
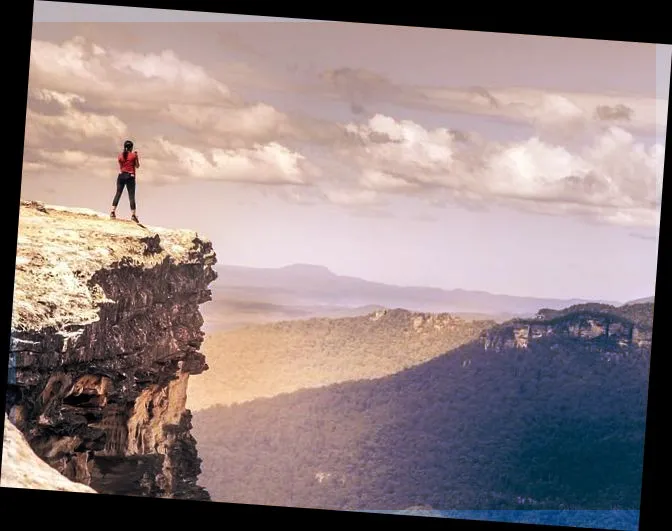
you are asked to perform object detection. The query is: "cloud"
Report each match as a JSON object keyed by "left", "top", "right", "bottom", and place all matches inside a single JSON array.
[
  {"left": 337, "top": 114, "right": 665, "bottom": 228},
  {"left": 29, "top": 36, "right": 236, "bottom": 109},
  {"left": 359, "top": 169, "right": 419, "bottom": 192},
  {"left": 595, "top": 104, "right": 634, "bottom": 122},
  {"left": 24, "top": 137, "right": 314, "bottom": 187},
  {"left": 22, "top": 161, "right": 50, "bottom": 173},
  {"left": 23, "top": 35, "right": 666, "bottom": 229},
  {"left": 25, "top": 37, "right": 323, "bottom": 186},
  {"left": 155, "top": 102, "right": 357, "bottom": 152},
  {"left": 26, "top": 35, "right": 356, "bottom": 162},
  {"left": 319, "top": 67, "right": 406, "bottom": 116},
  {"left": 23, "top": 89, "right": 314, "bottom": 187},
  {"left": 344, "top": 114, "right": 458, "bottom": 185},
  {"left": 158, "top": 102, "right": 291, "bottom": 148},
  {"left": 24, "top": 148, "right": 115, "bottom": 180},
  {"left": 147, "top": 138, "right": 313, "bottom": 185},
  {"left": 25, "top": 88, "right": 128, "bottom": 156},
  {"left": 318, "top": 67, "right": 667, "bottom": 135}
]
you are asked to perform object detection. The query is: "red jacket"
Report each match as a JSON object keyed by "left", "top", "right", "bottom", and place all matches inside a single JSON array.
[{"left": 118, "top": 151, "right": 139, "bottom": 175}]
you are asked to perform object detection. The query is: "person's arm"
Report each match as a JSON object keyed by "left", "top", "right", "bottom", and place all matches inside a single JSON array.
[{"left": 134, "top": 151, "right": 140, "bottom": 168}]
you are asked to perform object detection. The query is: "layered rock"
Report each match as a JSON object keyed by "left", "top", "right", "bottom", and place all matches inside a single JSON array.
[
  {"left": 5, "top": 201, "right": 217, "bottom": 500},
  {"left": 481, "top": 304, "right": 653, "bottom": 354}
]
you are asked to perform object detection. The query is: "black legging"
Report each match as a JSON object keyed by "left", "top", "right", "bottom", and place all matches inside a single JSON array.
[{"left": 112, "top": 172, "right": 136, "bottom": 210}]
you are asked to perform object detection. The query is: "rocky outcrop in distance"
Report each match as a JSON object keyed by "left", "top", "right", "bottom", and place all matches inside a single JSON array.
[
  {"left": 481, "top": 303, "right": 653, "bottom": 355},
  {"left": 4, "top": 201, "right": 217, "bottom": 500}
]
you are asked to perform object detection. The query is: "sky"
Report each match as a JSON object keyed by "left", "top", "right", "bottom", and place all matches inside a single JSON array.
[{"left": 19, "top": 1, "right": 670, "bottom": 302}]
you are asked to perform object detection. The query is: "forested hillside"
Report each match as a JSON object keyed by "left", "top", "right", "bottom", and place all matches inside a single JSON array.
[
  {"left": 188, "top": 309, "right": 495, "bottom": 410},
  {"left": 192, "top": 304, "right": 652, "bottom": 512}
]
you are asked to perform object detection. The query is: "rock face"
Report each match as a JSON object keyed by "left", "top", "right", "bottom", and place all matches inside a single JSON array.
[
  {"left": 2, "top": 413, "right": 97, "bottom": 493},
  {"left": 481, "top": 303, "right": 653, "bottom": 355},
  {"left": 4, "top": 201, "right": 217, "bottom": 500}
]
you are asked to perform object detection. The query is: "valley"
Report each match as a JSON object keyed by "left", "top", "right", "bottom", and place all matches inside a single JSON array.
[{"left": 188, "top": 274, "right": 653, "bottom": 514}]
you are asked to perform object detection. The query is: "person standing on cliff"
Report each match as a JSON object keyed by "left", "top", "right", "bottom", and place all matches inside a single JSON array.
[{"left": 110, "top": 140, "right": 140, "bottom": 223}]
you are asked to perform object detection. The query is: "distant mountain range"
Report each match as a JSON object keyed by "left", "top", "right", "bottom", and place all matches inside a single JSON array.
[{"left": 209, "top": 263, "right": 622, "bottom": 319}]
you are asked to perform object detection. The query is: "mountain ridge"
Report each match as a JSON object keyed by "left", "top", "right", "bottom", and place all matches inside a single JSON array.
[{"left": 212, "top": 263, "right": 621, "bottom": 317}]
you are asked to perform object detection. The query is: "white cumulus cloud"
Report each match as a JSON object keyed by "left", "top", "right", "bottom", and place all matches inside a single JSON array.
[
  {"left": 25, "top": 88, "right": 128, "bottom": 152},
  {"left": 29, "top": 36, "right": 234, "bottom": 108},
  {"left": 154, "top": 138, "right": 309, "bottom": 185},
  {"left": 338, "top": 114, "right": 665, "bottom": 228},
  {"left": 23, "top": 35, "right": 667, "bottom": 230}
]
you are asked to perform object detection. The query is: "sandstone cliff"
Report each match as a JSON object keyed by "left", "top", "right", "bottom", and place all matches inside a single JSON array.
[
  {"left": 480, "top": 303, "right": 653, "bottom": 355},
  {"left": 4, "top": 201, "right": 217, "bottom": 500}
]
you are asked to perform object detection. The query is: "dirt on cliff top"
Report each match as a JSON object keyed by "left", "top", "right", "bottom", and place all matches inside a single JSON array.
[
  {"left": 11, "top": 200, "right": 216, "bottom": 332},
  {"left": 1, "top": 414, "right": 97, "bottom": 493}
]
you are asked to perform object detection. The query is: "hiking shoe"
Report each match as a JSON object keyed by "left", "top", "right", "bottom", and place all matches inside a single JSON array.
[
  {"left": 110, "top": 211, "right": 116, "bottom": 219},
  {"left": 131, "top": 215, "right": 139, "bottom": 223}
]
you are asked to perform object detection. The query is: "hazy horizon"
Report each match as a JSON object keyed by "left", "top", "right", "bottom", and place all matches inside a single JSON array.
[
  {"left": 210, "top": 261, "right": 635, "bottom": 304},
  {"left": 19, "top": 1, "right": 668, "bottom": 302}
]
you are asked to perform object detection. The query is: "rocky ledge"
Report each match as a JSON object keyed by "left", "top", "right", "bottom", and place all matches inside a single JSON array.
[{"left": 4, "top": 201, "right": 217, "bottom": 500}]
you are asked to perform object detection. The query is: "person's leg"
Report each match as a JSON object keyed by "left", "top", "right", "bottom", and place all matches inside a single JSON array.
[
  {"left": 111, "top": 173, "right": 126, "bottom": 218},
  {"left": 127, "top": 176, "right": 138, "bottom": 222}
]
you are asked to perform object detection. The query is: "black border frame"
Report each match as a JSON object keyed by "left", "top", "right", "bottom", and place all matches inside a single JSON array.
[{"left": 1, "top": 3, "right": 667, "bottom": 530}]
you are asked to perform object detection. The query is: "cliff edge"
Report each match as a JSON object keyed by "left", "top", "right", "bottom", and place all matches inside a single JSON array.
[{"left": 3, "top": 200, "right": 217, "bottom": 500}]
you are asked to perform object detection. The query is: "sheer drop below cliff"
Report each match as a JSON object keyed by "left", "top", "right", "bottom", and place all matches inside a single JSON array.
[{"left": 3, "top": 201, "right": 217, "bottom": 500}]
